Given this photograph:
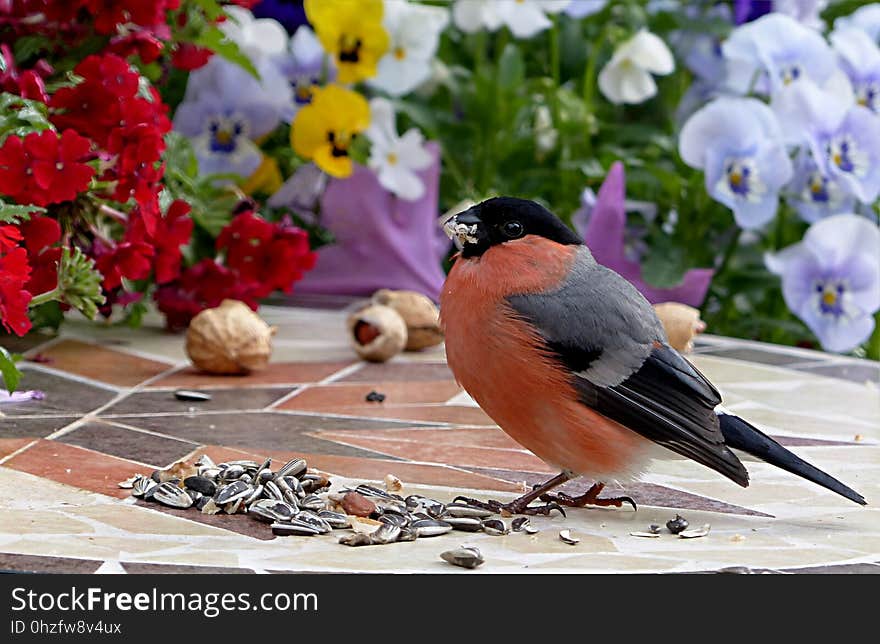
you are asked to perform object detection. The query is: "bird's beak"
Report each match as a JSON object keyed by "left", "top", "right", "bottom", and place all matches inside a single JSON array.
[{"left": 442, "top": 208, "right": 483, "bottom": 248}]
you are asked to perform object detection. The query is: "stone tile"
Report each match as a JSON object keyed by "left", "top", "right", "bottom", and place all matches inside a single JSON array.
[
  {"left": 781, "top": 562, "right": 880, "bottom": 574},
  {"left": 467, "top": 468, "right": 772, "bottom": 516},
  {"left": 0, "top": 552, "right": 102, "bottom": 574},
  {"left": 58, "top": 421, "right": 199, "bottom": 467},
  {"left": 266, "top": 292, "right": 361, "bottom": 309},
  {"left": 109, "top": 412, "right": 399, "bottom": 459},
  {"left": 149, "top": 361, "right": 354, "bottom": 389},
  {"left": 31, "top": 339, "right": 173, "bottom": 386},
  {"left": 132, "top": 501, "right": 277, "bottom": 541},
  {"left": 276, "top": 381, "right": 461, "bottom": 411},
  {"left": 321, "top": 404, "right": 496, "bottom": 425},
  {"left": 339, "top": 362, "right": 455, "bottom": 383},
  {"left": 315, "top": 426, "right": 522, "bottom": 449},
  {"left": 3, "top": 440, "right": 152, "bottom": 499},
  {"left": 0, "top": 416, "right": 77, "bottom": 439},
  {"left": 101, "top": 387, "right": 297, "bottom": 415},
  {"left": 696, "top": 347, "right": 814, "bottom": 367},
  {"left": 1, "top": 368, "right": 116, "bottom": 416},
  {"left": 0, "top": 331, "right": 55, "bottom": 354},
  {"left": 316, "top": 430, "right": 554, "bottom": 473},
  {"left": 121, "top": 562, "right": 255, "bottom": 574},
  {"left": 792, "top": 362, "right": 880, "bottom": 384}
]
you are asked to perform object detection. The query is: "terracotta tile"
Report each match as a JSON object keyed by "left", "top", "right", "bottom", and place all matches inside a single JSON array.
[
  {"left": 0, "top": 416, "right": 78, "bottom": 438},
  {"left": 0, "top": 437, "right": 34, "bottom": 460},
  {"left": 0, "top": 553, "right": 102, "bottom": 574},
  {"left": 101, "top": 387, "right": 296, "bottom": 415},
  {"left": 2, "top": 368, "right": 116, "bottom": 416},
  {"left": 148, "top": 361, "right": 354, "bottom": 389},
  {"left": 58, "top": 420, "right": 199, "bottom": 467},
  {"left": 3, "top": 440, "right": 152, "bottom": 498},
  {"left": 33, "top": 339, "right": 172, "bottom": 387},
  {"left": 314, "top": 431, "right": 554, "bottom": 473},
  {"left": 109, "top": 412, "right": 398, "bottom": 460},
  {"left": 339, "top": 362, "right": 455, "bottom": 383},
  {"left": 315, "top": 426, "right": 522, "bottom": 450},
  {"left": 276, "top": 381, "right": 461, "bottom": 411},
  {"left": 318, "top": 404, "right": 496, "bottom": 425},
  {"left": 131, "top": 501, "right": 276, "bottom": 541}
]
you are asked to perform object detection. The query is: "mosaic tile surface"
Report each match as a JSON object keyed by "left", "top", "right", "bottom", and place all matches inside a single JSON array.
[{"left": 1, "top": 306, "right": 878, "bottom": 574}]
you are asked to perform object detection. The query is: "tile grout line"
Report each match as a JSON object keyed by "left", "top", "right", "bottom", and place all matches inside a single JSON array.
[
  {"left": 46, "top": 331, "right": 184, "bottom": 367},
  {"left": 20, "top": 361, "right": 122, "bottom": 393},
  {"left": 319, "top": 361, "right": 365, "bottom": 384},
  {"left": 83, "top": 418, "right": 202, "bottom": 446},
  {"left": 265, "top": 384, "right": 312, "bottom": 410}
]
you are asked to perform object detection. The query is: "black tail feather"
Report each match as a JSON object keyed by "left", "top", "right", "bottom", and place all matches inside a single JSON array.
[{"left": 718, "top": 413, "right": 866, "bottom": 506}]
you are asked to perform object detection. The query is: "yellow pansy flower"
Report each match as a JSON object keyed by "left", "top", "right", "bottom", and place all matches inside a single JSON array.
[
  {"left": 305, "top": 0, "right": 389, "bottom": 84},
  {"left": 291, "top": 84, "right": 370, "bottom": 178},
  {"left": 241, "top": 155, "right": 283, "bottom": 195}
]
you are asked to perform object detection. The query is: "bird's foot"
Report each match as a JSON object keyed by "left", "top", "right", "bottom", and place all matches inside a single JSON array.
[
  {"left": 539, "top": 482, "right": 637, "bottom": 511},
  {"left": 452, "top": 495, "right": 566, "bottom": 517}
]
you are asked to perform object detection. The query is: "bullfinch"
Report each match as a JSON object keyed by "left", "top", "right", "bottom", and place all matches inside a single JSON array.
[{"left": 440, "top": 197, "right": 865, "bottom": 515}]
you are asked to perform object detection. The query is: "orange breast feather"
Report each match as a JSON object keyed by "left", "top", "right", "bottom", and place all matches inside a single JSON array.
[{"left": 441, "top": 236, "right": 650, "bottom": 480}]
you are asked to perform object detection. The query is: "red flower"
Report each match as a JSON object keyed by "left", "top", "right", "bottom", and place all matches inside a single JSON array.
[
  {"left": 93, "top": 240, "right": 154, "bottom": 290},
  {"left": 0, "top": 44, "right": 50, "bottom": 103},
  {"left": 217, "top": 211, "right": 316, "bottom": 298},
  {"left": 84, "top": 0, "right": 175, "bottom": 35},
  {"left": 0, "top": 129, "right": 95, "bottom": 207},
  {"left": 108, "top": 31, "right": 164, "bottom": 64},
  {"left": 127, "top": 199, "right": 193, "bottom": 284},
  {"left": 154, "top": 259, "right": 259, "bottom": 331},
  {"left": 171, "top": 43, "right": 213, "bottom": 71},
  {"left": 0, "top": 225, "right": 22, "bottom": 252},
  {"left": 0, "top": 247, "right": 33, "bottom": 336},
  {"left": 106, "top": 122, "right": 166, "bottom": 203},
  {"left": 19, "top": 215, "right": 61, "bottom": 296},
  {"left": 50, "top": 54, "right": 140, "bottom": 146}
]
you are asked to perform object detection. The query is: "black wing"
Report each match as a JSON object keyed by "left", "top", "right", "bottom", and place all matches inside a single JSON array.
[{"left": 508, "top": 253, "right": 749, "bottom": 487}]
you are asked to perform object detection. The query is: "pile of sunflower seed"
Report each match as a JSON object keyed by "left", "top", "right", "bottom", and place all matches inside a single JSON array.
[{"left": 127, "top": 455, "right": 539, "bottom": 546}]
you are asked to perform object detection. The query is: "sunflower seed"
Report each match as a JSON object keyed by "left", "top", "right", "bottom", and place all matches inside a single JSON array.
[
  {"left": 174, "top": 390, "right": 212, "bottom": 402},
  {"left": 679, "top": 524, "right": 711, "bottom": 539},
  {"left": 443, "top": 503, "right": 493, "bottom": 519},
  {"left": 440, "top": 546, "right": 484, "bottom": 569},
  {"left": 482, "top": 519, "right": 509, "bottom": 536},
  {"left": 215, "top": 480, "right": 251, "bottom": 504},
  {"left": 559, "top": 529, "right": 579, "bottom": 545},
  {"left": 152, "top": 482, "right": 193, "bottom": 509},
  {"left": 412, "top": 519, "right": 453, "bottom": 537}
]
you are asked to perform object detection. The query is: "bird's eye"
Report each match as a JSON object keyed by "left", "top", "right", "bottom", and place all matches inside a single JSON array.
[{"left": 501, "top": 220, "right": 524, "bottom": 239}]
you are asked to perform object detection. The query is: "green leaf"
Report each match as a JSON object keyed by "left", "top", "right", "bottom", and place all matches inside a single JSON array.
[
  {"left": 498, "top": 44, "right": 525, "bottom": 90},
  {"left": 196, "top": 26, "right": 259, "bottom": 79},
  {"left": 0, "top": 200, "right": 43, "bottom": 224},
  {"left": 0, "top": 346, "right": 21, "bottom": 393},
  {"left": 0, "top": 92, "right": 53, "bottom": 143}
]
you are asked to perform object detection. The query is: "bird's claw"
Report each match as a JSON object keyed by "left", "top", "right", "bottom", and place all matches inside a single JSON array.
[
  {"left": 452, "top": 495, "right": 566, "bottom": 517},
  {"left": 539, "top": 490, "right": 637, "bottom": 511}
]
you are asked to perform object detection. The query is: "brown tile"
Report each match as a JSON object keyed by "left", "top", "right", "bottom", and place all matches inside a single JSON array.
[
  {"left": 467, "top": 468, "right": 773, "bottom": 517},
  {"left": 3, "top": 440, "right": 152, "bottom": 499},
  {"left": 320, "top": 404, "right": 495, "bottom": 425},
  {"left": 339, "top": 362, "right": 455, "bottom": 383},
  {"left": 149, "top": 361, "right": 354, "bottom": 389},
  {"left": 109, "top": 412, "right": 400, "bottom": 459},
  {"left": 0, "top": 416, "right": 77, "bottom": 438},
  {"left": 0, "top": 552, "right": 102, "bottom": 574},
  {"left": 32, "top": 339, "right": 172, "bottom": 387},
  {"left": 101, "top": 387, "right": 297, "bottom": 415},
  {"left": 58, "top": 421, "right": 199, "bottom": 467},
  {"left": 315, "top": 430, "right": 554, "bottom": 473},
  {"left": 131, "top": 500, "right": 277, "bottom": 541},
  {"left": 315, "top": 426, "right": 522, "bottom": 449},
  {"left": 1, "top": 367, "right": 116, "bottom": 416},
  {"left": 121, "top": 562, "right": 255, "bottom": 573},
  {"left": 0, "top": 437, "right": 35, "bottom": 459},
  {"left": 276, "top": 381, "right": 461, "bottom": 411},
  {"left": 0, "top": 331, "right": 55, "bottom": 354}
]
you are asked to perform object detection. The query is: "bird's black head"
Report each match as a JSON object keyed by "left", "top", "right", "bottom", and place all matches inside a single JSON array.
[{"left": 443, "top": 197, "right": 582, "bottom": 258}]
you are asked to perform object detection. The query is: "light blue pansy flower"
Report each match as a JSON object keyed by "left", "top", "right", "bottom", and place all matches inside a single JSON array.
[
  {"left": 830, "top": 27, "right": 880, "bottom": 113},
  {"left": 766, "top": 214, "right": 880, "bottom": 353},
  {"left": 565, "top": 0, "right": 607, "bottom": 18},
  {"left": 679, "top": 97, "right": 793, "bottom": 229},
  {"left": 834, "top": 4, "right": 880, "bottom": 43},
  {"left": 275, "top": 26, "right": 332, "bottom": 121},
  {"left": 786, "top": 149, "right": 855, "bottom": 224},
  {"left": 773, "top": 81, "right": 880, "bottom": 203},
  {"left": 722, "top": 13, "right": 836, "bottom": 94}
]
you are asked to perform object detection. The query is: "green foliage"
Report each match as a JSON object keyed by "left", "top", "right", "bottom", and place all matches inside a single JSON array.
[
  {"left": 0, "top": 346, "right": 21, "bottom": 393},
  {"left": 57, "top": 247, "right": 106, "bottom": 320},
  {"left": 0, "top": 200, "right": 42, "bottom": 224},
  {"left": 195, "top": 25, "right": 259, "bottom": 79},
  {"left": 0, "top": 93, "right": 53, "bottom": 144}
]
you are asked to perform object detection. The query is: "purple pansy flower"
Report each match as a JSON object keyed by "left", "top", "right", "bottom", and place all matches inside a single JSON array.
[
  {"left": 252, "top": 0, "right": 308, "bottom": 35},
  {"left": 295, "top": 143, "right": 448, "bottom": 300},
  {"left": 0, "top": 389, "right": 45, "bottom": 404},
  {"left": 766, "top": 214, "right": 880, "bottom": 353},
  {"left": 773, "top": 81, "right": 880, "bottom": 204},
  {"left": 275, "top": 26, "right": 333, "bottom": 121},
  {"left": 580, "top": 162, "right": 714, "bottom": 307},
  {"left": 734, "top": 0, "right": 771, "bottom": 25},
  {"left": 679, "top": 97, "right": 793, "bottom": 229},
  {"left": 723, "top": 13, "right": 836, "bottom": 94}
]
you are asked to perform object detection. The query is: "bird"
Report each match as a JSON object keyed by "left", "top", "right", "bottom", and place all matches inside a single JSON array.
[{"left": 439, "top": 197, "right": 866, "bottom": 515}]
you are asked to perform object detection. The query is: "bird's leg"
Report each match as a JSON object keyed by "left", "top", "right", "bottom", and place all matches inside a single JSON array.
[
  {"left": 453, "top": 471, "right": 571, "bottom": 516},
  {"left": 540, "top": 482, "right": 637, "bottom": 511}
]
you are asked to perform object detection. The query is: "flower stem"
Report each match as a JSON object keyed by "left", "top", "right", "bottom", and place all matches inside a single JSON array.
[
  {"left": 29, "top": 287, "right": 62, "bottom": 308},
  {"left": 868, "top": 313, "right": 880, "bottom": 361}
]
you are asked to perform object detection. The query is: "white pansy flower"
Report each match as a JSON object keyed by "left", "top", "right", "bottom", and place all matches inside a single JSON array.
[
  {"left": 452, "top": 0, "right": 569, "bottom": 39},
  {"left": 370, "top": 0, "right": 449, "bottom": 97},
  {"left": 598, "top": 30, "right": 675, "bottom": 104},
  {"left": 366, "top": 98, "right": 433, "bottom": 201},
  {"left": 220, "top": 5, "right": 289, "bottom": 61}
]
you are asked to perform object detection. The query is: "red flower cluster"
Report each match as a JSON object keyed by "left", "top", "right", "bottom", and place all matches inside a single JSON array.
[
  {"left": 0, "top": 44, "right": 51, "bottom": 103},
  {"left": 0, "top": 215, "right": 61, "bottom": 336},
  {"left": 156, "top": 211, "right": 316, "bottom": 330},
  {"left": 0, "top": 129, "right": 95, "bottom": 207}
]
